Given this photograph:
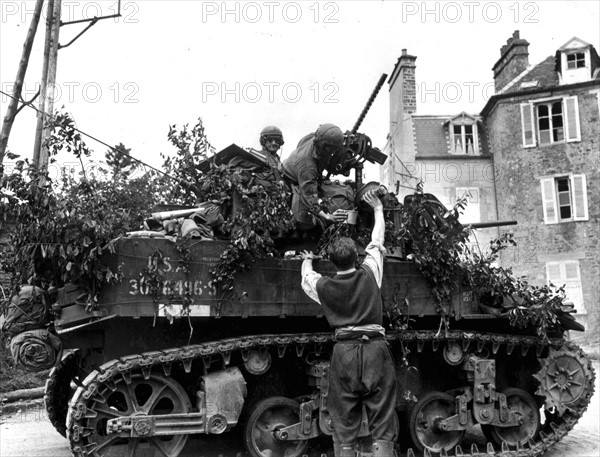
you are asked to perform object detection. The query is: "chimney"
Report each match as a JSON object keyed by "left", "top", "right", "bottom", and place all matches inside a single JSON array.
[
  {"left": 389, "top": 49, "right": 417, "bottom": 130},
  {"left": 492, "top": 30, "right": 530, "bottom": 92}
]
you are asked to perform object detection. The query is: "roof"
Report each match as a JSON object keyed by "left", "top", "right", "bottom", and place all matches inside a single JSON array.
[
  {"left": 412, "top": 115, "right": 490, "bottom": 156},
  {"left": 559, "top": 37, "right": 593, "bottom": 51},
  {"left": 500, "top": 56, "right": 559, "bottom": 94},
  {"left": 482, "top": 37, "right": 600, "bottom": 115},
  {"left": 413, "top": 116, "right": 449, "bottom": 156}
]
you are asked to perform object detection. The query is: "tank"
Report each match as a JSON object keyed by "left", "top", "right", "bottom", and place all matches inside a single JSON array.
[
  {"left": 35, "top": 182, "right": 595, "bottom": 457},
  {"left": 13, "top": 77, "right": 595, "bottom": 457}
]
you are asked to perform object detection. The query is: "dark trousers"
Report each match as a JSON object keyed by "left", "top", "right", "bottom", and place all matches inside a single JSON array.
[{"left": 327, "top": 339, "right": 399, "bottom": 445}]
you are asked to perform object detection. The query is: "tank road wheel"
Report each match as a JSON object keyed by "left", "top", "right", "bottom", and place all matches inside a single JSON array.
[
  {"left": 243, "top": 396, "right": 309, "bottom": 457},
  {"left": 481, "top": 388, "right": 541, "bottom": 448},
  {"left": 45, "top": 350, "right": 80, "bottom": 437},
  {"left": 409, "top": 392, "right": 465, "bottom": 454},
  {"left": 69, "top": 373, "right": 191, "bottom": 457}
]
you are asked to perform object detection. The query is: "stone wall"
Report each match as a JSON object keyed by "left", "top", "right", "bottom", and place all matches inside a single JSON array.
[{"left": 486, "top": 88, "right": 600, "bottom": 351}]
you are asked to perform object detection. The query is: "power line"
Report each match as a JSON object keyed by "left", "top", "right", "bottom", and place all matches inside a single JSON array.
[{"left": 0, "top": 88, "right": 177, "bottom": 180}]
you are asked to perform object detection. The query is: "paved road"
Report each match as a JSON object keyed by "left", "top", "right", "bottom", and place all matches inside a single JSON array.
[{"left": 1, "top": 361, "right": 598, "bottom": 457}]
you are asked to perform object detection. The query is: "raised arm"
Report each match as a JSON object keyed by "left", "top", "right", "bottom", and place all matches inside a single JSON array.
[{"left": 363, "top": 190, "right": 384, "bottom": 245}]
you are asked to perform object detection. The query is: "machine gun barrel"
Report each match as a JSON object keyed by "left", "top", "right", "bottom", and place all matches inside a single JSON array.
[
  {"left": 351, "top": 73, "right": 388, "bottom": 134},
  {"left": 469, "top": 220, "right": 517, "bottom": 229}
]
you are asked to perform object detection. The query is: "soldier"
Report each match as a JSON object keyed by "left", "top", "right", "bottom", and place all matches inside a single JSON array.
[
  {"left": 226, "top": 126, "right": 284, "bottom": 182},
  {"left": 282, "top": 123, "right": 348, "bottom": 230},
  {"left": 300, "top": 189, "right": 399, "bottom": 457},
  {"left": 259, "top": 125, "right": 285, "bottom": 172}
]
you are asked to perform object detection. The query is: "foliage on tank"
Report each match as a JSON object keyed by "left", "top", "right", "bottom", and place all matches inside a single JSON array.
[{"left": 1, "top": 113, "right": 576, "bottom": 339}]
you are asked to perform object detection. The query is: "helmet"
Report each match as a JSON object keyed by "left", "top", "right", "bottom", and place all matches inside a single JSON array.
[
  {"left": 314, "top": 123, "right": 344, "bottom": 149},
  {"left": 314, "top": 123, "right": 344, "bottom": 159},
  {"left": 260, "top": 126, "right": 284, "bottom": 148}
]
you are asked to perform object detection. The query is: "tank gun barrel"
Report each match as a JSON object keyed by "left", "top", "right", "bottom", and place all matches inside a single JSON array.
[{"left": 469, "top": 220, "right": 517, "bottom": 229}]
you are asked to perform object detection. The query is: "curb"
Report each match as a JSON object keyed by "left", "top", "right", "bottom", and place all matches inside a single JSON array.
[{"left": 0, "top": 398, "right": 45, "bottom": 415}]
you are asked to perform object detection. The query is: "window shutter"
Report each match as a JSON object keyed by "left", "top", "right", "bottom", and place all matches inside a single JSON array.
[
  {"left": 520, "top": 103, "right": 536, "bottom": 147},
  {"left": 564, "top": 261, "right": 585, "bottom": 314},
  {"left": 545, "top": 262, "right": 562, "bottom": 284},
  {"left": 546, "top": 261, "right": 585, "bottom": 314},
  {"left": 564, "top": 96, "right": 581, "bottom": 142},
  {"left": 571, "top": 174, "right": 588, "bottom": 220},
  {"left": 540, "top": 178, "right": 558, "bottom": 224}
]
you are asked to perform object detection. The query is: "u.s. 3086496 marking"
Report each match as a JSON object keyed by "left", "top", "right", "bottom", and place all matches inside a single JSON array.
[{"left": 129, "top": 278, "right": 214, "bottom": 296}]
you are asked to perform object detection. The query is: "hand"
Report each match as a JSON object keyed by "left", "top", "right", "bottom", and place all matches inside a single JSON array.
[
  {"left": 362, "top": 189, "right": 383, "bottom": 210},
  {"left": 300, "top": 250, "right": 319, "bottom": 260},
  {"left": 332, "top": 209, "right": 349, "bottom": 222},
  {"left": 318, "top": 211, "right": 335, "bottom": 225}
]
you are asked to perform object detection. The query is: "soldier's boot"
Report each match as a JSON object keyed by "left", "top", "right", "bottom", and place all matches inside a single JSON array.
[
  {"left": 333, "top": 443, "right": 357, "bottom": 457},
  {"left": 372, "top": 440, "right": 396, "bottom": 457}
]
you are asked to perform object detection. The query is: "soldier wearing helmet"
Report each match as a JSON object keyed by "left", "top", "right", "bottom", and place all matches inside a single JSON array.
[
  {"left": 259, "top": 125, "right": 285, "bottom": 172},
  {"left": 282, "top": 123, "right": 348, "bottom": 230}
]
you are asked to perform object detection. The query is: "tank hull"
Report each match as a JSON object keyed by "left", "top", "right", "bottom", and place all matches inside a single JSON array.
[{"left": 45, "top": 238, "right": 595, "bottom": 457}]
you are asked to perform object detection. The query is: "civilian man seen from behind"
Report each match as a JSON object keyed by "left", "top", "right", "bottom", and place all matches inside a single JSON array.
[{"left": 300, "top": 189, "right": 399, "bottom": 457}]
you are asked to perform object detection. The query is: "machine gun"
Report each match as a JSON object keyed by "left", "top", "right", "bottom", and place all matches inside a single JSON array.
[{"left": 325, "top": 73, "right": 388, "bottom": 188}]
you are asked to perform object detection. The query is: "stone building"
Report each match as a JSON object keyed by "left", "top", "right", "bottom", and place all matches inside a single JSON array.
[
  {"left": 382, "top": 33, "right": 599, "bottom": 349},
  {"left": 482, "top": 33, "right": 600, "bottom": 349}
]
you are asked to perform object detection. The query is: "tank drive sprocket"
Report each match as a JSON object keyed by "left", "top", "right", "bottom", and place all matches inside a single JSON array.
[{"left": 534, "top": 345, "right": 595, "bottom": 416}]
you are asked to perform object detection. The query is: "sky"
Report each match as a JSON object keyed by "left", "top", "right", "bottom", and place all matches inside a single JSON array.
[{"left": 1, "top": 0, "right": 599, "bottom": 182}]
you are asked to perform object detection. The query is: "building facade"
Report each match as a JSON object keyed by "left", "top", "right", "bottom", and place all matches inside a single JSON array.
[
  {"left": 482, "top": 34, "right": 600, "bottom": 349},
  {"left": 382, "top": 34, "right": 599, "bottom": 350}
]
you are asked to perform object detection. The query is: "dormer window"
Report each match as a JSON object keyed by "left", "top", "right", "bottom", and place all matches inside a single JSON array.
[
  {"left": 566, "top": 52, "right": 586, "bottom": 69},
  {"left": 453, "top": 125, "right": 476, "bottom": 154},
  {"left": 447, "top": 113, "right": 480, "bottom": 155},
  {"left": 557, "top": 37, "right": 597, "bottom": 85}
]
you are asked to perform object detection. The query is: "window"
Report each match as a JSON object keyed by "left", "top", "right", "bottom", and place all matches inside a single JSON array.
[
  {"left": 451, "top": 124, "right": 479, "bottom": 154},
  {"left": 520, "top": 96, "right": 580, "bottom": 147},
  {"left": 566, "top": 52, "right": 586, "bottom": 69},
  {"left": 540, "top": 174, "right": 588, "bottom": 224},
  {"left": 453, "top": 125, "right": 476, "bottom": 154},
  {"left": 537, "top": 101, "right": 564, "bottom": 144},
  {"left": 546, "top": 261, "right": 585, "bottom": 314}
]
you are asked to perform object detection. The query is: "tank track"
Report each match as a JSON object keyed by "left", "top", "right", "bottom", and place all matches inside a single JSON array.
[{"left": 66, "top": 330, "right": 595, "bottom": 457}]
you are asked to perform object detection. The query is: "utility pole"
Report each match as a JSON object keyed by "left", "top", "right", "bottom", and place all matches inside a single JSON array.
[
  {"left": 38, "top": 0, "right": 63, "bottom": 175},
  {"left": 30, "top": 0, "right": 120, "bottom": 174},
  {"left": 32, "top": 0, "right": 57, "bottom": 169}
]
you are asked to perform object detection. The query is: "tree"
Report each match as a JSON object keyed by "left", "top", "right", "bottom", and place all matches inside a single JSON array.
[
  {"left": 105, "top": 142, "right": 138, "bottom": 179},
  {"left": 0, "top": 0, "right": 44, "bottom": 169}
]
